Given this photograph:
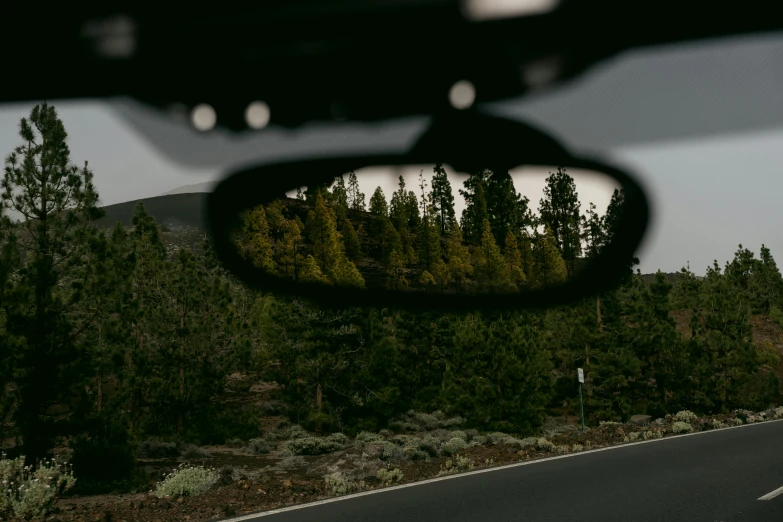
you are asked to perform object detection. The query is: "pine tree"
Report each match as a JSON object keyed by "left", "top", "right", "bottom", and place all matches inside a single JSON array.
[
  {"left": 300, "top": 255, "right": 330, "bottom": 285},
  {"left": 444, "top": 226, "right": 473, "bottom": 293},
  {"left": 474, "top": 219, "right": 508, "bottom": 290},
  {"left": 341, "top": 218, "right": 362, "bottom": 261},
  {"left": 306, "top": 193, "right": 342, "bottom": 275},
  {"left": 331, "top": 175, "right": 349, "bottom": 215},
  {"left": 419, "top": 270, "right": 436, "bottom": 292},
  {"left": 369, "top": 186, "right": 388, "bottom": 218},
  {"left": 1, "top": 104, "right": 104, "bottom": 462},
  {"left": 581, "top": 201, "right": 606, "bottom": 259},
  {"left": 277, "top": 219, "right": 303, "bottom": 279},
  {"left": 386, "top": 249, "right": 408, "bottom": 290},
  {"left": 504, "top": 231, "right": 527, "bottom": 289},
  {"left": 531, "top": 226, "right": 568, "bottom": 288},
  {"left": 417, "top": 172, "right": 441, "bottom": 271},
  {"left": 380, "top": 218, "right": 403, "bottom": 263},
  {"left": 431, "top": 163, "right": 456, "bottom": 234},
  {"left": 347, "top": 171, "right": 366, "bottom": 212},
  {"left": 240, "top": 205, "right": 275, "bottom": 272},
  {"left": 752, "top": 245, "right": 783, "bottom": 313},
  {"left": 485, "top": 170, "right": 524, "bottom": 248},
  {"left": 539, "top": 167, "right": 582, "bottom": 276},
  {"left": 460, "top": 171, "right": 490, "bottom": 245},
  {"left": 431, "top": 258, "right": 452, "bottom": 293}
]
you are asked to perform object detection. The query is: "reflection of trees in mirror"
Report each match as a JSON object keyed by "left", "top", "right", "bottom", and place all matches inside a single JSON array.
[{"left": 236, "top": 165, "right": 626, "bottom": 294}]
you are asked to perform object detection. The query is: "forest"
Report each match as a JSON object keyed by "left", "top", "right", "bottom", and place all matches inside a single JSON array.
[{"left": 1, "top": 104, "right": 782, "bottom": 497}]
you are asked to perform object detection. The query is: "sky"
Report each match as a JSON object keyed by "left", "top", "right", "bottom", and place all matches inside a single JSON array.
[{"left": 1, "top": 32, "right": 783, "bottom": 276}]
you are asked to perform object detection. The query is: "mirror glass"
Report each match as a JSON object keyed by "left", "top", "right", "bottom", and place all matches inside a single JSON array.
[{"left": 229, "top": 164, "right": 623, "bottom": 295}]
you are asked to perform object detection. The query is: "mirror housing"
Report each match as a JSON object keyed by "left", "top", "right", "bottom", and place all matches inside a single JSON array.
[{"left": 207, "top": 110, "right": 650, "bottom": 310}]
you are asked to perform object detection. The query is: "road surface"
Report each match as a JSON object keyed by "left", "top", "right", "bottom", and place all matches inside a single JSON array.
[{"left": 225, "top": 419, "right": 783, "bottom": 521}]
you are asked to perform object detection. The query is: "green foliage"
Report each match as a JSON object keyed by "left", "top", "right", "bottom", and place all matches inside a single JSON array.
[
  {"left": 0, "top": 453, "right": 76, "bottom": 519},
  {"left": 153, "top": 463, "right": 219, "bottom": 498},
  {"left": 539, "top": 167, "right": 582, "bottom": 275}
]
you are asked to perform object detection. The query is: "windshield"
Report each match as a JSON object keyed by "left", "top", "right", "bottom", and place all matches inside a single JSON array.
[{"left": 1, "top": 31, "right": 783, "bottom": 522}]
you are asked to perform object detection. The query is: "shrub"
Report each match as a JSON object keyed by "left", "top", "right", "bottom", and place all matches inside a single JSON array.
[
  {"left": 281, "top": 437, "right": 342, "bottom": 456},
  {"left": 135, "top": 441, "right": 180, "bottom": 459},
  {"left": 471, "top": 435, "right": 489, "bottom": 446},
  {"left": 324, "top": 472, "right": 360, "bottom": 496},
  {"left": 417, "top": 436, "right": 440, "bottom": 457},
  {"left": 379, "top": 441, "right": 404, "bottom": 461},
  {"left": 487, "top": 432, "right": 519, "bottom": 445},
  {"left": 441, "top": 437, "right": 468, "bottom": 456},
  {"left": 326, "top": 433, "right": 348, "bottom": 446},
  {"left": 377, "top": 467, "right": 404, "bottom": 486},
  {"left": 464, "top": 429, "right": 479, "bottom": 441},
  {"left": 153, "top": 464, "right": 219, "bottom": 498},
  {"left": 450, "top": 430, "right": 467, "bottom": 441},
  {"left": 671, "top": 422, "right": 693, "bottom": 434},
  {"left": 283, "top": 425, "right": 309, "bottom": 440},
  {"left": 438, "top": 416, "right": 466, "bottom": 428},
  {"left": 412, "top": 412, "right": 440, "bottom": 431},
  {"left": 571, "top": 444, "right": 583, "bottom": 452},
  {"left": 388, "top": 420, "right": 420, "bottom": 432},
  {"left": 675, "top": 410, "right": 697, "bottom": 423},
  {"left": 536, "top": 438, "right": 555, "bottom": 452},
  {"left": 356, "top": 431, "right": 385, "bottom": 444},
  {"left": 1, "top": 453, "right": 76, "bottom": 519},
  {"left": 181, "top": 444, "right": 210, "bottom": 459},
  {"left": 226, "top": 438, "right": 245, "bottom": 448},
  {"left": 773, "top": 407, "right": 783, "bottom": 420},
  {"left": 437, "top": 455, "right": 474, "bottom": 476},
  {"left": 244, "top": 438, "right": 272, "bottom": 455},
  {"left": 554, "top": 445, "right": 569, "bottom": 454},
  {"left": 711, "top": 419, "right": 727, "bottom": 429}
]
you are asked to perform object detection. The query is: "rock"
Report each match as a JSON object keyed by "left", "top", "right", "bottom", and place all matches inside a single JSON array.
[
  {"left": 630, "top": 415, "right": 652, "bottom": 425},
  {"left": 615, "top": 427, "right": 625, "bottom": 438},
  {"left": 654, "top": 418, "right": 665, "bottom": 426},
  {"left": 176, "top": 497, "right": 184, "bottom": 504},
  {"left": 282, "top": 479, "right": 293, "bottom": 488}
]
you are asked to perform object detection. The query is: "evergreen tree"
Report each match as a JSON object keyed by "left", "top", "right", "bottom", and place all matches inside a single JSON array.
[
  {"left": 485, "top": 170, "right": 525, "bottom": 248},
  {"left": 306, "top": 193, "right": 342, "bottom": 275},
  {"left": 240, "top": 205, "right": 275, "bottom": 272},
  {"left": 300, "top": 255, "right": 330, "bottom": 285},
  {"left": 386, "top": 249, "right": 408, "bottom": 290},
  {"left": 460, "top": 171, "right": 490, "bottom": 244},
  {"left": 380, "top": 218, "right": 403, "bottom": 263},
  {"left": 581, "top": 202, "right": 606, "bottom": 259},
  {"left": 531, "top": 226, "right": 568, "bottom": 288},
  {"left": 330, "top": 175, "right": 349, "bottom": 216},
  {"left": 504, "top": 231, "right": 527, "bottom": 289},
  {"left": 431, "top": 163, "right": 456, "bottom": 234},
  {"left": 1, "top": 104, "right": 104, "bottom": 462},
  {"left": 539, "top": 167, "right": 582, "bottom": 276},
  {"left": 473, "top": 219, "right": 508, "bottom": 290},
  {"left": 277, "top": 219, "right": 303, "bottom": 279},
  {"left": 347, "top": 171, "right": 366, "bottom": 212},
  {"left": 369, "top": 186, "right": 388, "bottom": 218},
  {"left": 341, "top": 218, "right": 362, "bottom": 261},
  {"left": 444, "top": 226, "right": 473, "bottom": 293}
]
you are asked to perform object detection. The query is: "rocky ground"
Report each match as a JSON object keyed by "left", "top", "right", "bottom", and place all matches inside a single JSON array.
[{"left": 14, "top": 406, "right": 783, "bottom": 522}]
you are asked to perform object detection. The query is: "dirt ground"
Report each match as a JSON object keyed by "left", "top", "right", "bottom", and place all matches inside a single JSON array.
[{"left": 13, "top": 407, "right": 778, "bottom": 522}]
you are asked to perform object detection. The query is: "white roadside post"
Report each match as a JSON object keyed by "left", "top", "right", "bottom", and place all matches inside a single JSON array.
[{"left": 578, "top": 368, "right": 585, "bottom": 433}]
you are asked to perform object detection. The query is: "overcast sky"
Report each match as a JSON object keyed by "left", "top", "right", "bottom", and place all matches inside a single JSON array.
[{"left": 1, "top": 32, "right": 783, "bottom": 275}]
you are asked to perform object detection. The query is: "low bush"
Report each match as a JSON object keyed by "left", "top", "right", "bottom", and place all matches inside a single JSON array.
[
  {"left": 377, "top": 467, "right": 404, "bottom": 485},
  {"left": 0, "top": 453, "right": 76, "bottom": 519},
  {"left": 280, "top": 437, "right": 342, "bottom": 456},
  {"left": 671, "top": 421, "right": 694, "bottom": 434},
  {"left": 674, "top": 410, "right": 698, "bottom": 423},
  {"left": 244, "top": 438, "right": 273, "bottom": 455},
  {"left": 153, "top": 464, "right": 219, "bottom": 498},
  {"left": 356, "top": 431, "right": 385, "bottom": 444}
]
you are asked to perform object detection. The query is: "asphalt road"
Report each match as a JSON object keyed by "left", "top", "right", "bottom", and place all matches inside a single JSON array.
[{"left": 230, "top": 420, "right": 783, "bottom": 522}]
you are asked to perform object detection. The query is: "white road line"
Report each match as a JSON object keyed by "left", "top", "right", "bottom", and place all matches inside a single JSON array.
[
  {"left": 758, "top": 485, "right": 783, "bottom": 501},
  {"left": 220, "top": 418, "right": 783, "bottom": 521}
]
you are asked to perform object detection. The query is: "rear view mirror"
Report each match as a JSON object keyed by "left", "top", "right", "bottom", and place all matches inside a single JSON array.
[{"left": 207, "top": 111, "right": 650, "bottom": 310}]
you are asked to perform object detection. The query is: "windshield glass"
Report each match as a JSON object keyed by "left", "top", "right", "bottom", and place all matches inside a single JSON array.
[{"left": 1, "top": 31, "right": 783, "bottom": 522}]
